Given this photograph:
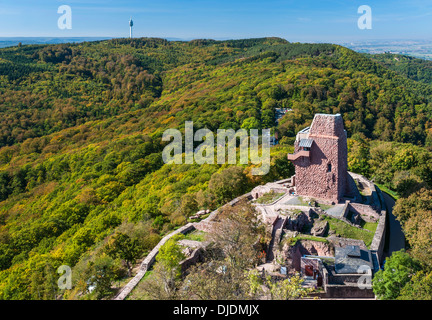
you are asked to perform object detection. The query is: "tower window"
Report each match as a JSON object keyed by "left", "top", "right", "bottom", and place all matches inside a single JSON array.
[{"left": 327, "top": 163, "right": 332, "bottom": 172}]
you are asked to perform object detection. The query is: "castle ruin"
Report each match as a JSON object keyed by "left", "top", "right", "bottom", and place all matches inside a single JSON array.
[{"left": 288, "top": 113, "right": 356, "bottom": 203}]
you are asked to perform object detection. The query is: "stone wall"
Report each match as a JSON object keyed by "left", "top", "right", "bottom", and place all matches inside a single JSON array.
[
  {"left": 251, "top": 184, "right": 288, "bottom": 200},
  {"left": 113, "top": 191, "right": 254, "bottom": 300},
  {"left": 369, "top": 186, "right": 387, "bottom": 263},
  {"left": 327, "top": 236, "right": 368, "bottom": 250},
  {"left": 323, "top": 284, "right": 375, "bottom": 298},
  {"left": 346, "top": 172, "right": 362, "bottom": 201},
  {"left": 341, "top": 201, "right": 350, "bottom": 219},
  {"left": 370, "top": 210, "right": 387, "bottom": 263},
  {"left": 327, "top": 271, "right": 372, "bottom": 286},
  {"left": 180, "top": 247, "right": 205, "bottom": 274},
  {"left": 349, "top": 172, "right": 381, "bottom": 210},
  {"left": 348, "top": 203, "right": 380, "bottom": 222},
  {"left": 142, "top": 223, "right": 196, "bottom": 269},
  {"left": 285, "top": 240, "right": 334, "bottom": 271},
  {"left": 113, "top": 223, "right": 195, "bottom": 300},
  {"left": 193, "top": 220, "right": 217, "bottom": 233},
  {"left": 284, "top": 211, "right": 309, "bottom": 232}
]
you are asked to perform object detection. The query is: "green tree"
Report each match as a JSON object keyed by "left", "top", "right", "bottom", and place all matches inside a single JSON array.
[
  {"left": 391, "top": 171, "right": 424, "bottom": 198},
  {"left": 0, "top": 172, "right": 11, "bottom": 201},
  {"left": 392, "top": 146, "right": 417, "bottom": 171},
  {"left": 181, "top": 260, "right": 251, "bottom": 300},
  {"left": 156, "top": 234, "right": 186, "bottom": 275},
  {"left": 105, "top": 233, "right": 142, "bottom": 277},
  {"left": 398, "top": 271, "right": 432, "bottom": 300},
  {"left": 208, "top": 166, "right": 248, "bottom": 206},
  {"left": 372, "top": 250, "right": 421, "bottom": 300},
  {"left": 248, "top": 270, "right": 311, "bottom": 300},
  {"left": 393, "top": 188, "right": 432, "bottom": 265},
  {"left": 347, "top": 134, "right": 370, "bottom": 177},
  {"left": 208, "top": 199, "right": 265, "bottom": 270},
  {"left": 241, "top": 117, "right": 261, "bottom": 131},
  {"left": 180, "top": 193, "right": 198, "bottom": 217},
  {"left": 138, "top": 234, "right": 186, "bottom": 300},
  {"left": 266, "top": 151, "right": 294, "bottom": 182},
  {"left": 84, "top": 254, "right": 117, "bottom": 299}
]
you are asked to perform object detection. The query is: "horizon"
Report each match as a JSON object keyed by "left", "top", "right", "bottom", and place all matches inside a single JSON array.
[
  {"left": 1, "top": 1, "right": 431, "bottom": 42},
  {"left": 1, "top": 35, "right": 432, "bottom": 45},
  {"left": 3, "top": 36, "right": 432, "bottom": 60}
]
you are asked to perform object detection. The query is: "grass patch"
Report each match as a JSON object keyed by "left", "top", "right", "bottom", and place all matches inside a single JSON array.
[
  {"left": 317, "top": 203, "right": 332, "bottom": 211},
  {"left": 345, "top": 211, "right": 378, "bottom": 234},
  {"left": 142, "top": 270, "right": 153, "bottom": 281},
  {"left": 256, "top": 191, "right": 285, "bottom": 204},
  {"left": 321, "top": 215, "right": 375, "bottom": 247},
  {"left": 188, "top": 212, "right": 210, "bottom": 222},
  {"left": 297, "top": 196, "right": 333, "bottom": 210},
  {"left": 375, "top": 183, "right": 399, "bottom": 200},
  {"left": 183, "top": 230, "right": 206, "bottom": 242},
  {"left": 296, "top": 196, "right": 310, "bottom": 206},
  {"left": 127, "top": 270, "right": 154, "bottom": 300},
  {"left": 199, "top": 213, "right": 210, "bottom": 220},
  {"left": 362, "top": 221, "right": 378, "bottom": 233},
  {"left": 285, "top": 235, "right": 329, "bottom": 246}
]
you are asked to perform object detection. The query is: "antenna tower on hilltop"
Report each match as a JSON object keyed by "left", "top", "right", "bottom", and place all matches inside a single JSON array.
[{"left": 129, "top": 17, "right": 134, "bottom": 38}]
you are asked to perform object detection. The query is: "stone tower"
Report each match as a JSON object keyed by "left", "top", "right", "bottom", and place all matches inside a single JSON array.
[{"left": 288, "top": 113, "right": 349, "bottom": 203}]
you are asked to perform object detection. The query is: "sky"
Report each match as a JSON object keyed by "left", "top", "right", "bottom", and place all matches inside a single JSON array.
[{"left": 0, "top": 0, "right": 431, "bottom": 42}]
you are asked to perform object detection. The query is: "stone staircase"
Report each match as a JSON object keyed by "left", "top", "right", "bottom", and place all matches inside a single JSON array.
[{"left": 266, "top": 216, "right": 288, "bottom": 262}]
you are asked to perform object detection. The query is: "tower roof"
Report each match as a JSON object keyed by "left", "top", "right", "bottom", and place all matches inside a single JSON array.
[
  {"left": 335, "top": 245, "right": 372, "bottom": 274},
  {"left": 298, "top": 139, "right": 314, "bottom": 148},
  {"left": 309, "top": 113, "right": 345, "bottom": 137}
]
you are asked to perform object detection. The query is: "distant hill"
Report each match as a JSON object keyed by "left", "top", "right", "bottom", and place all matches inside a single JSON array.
[
  {"left": 339, "top": 39, "right": 432, "bottom": 61},
  {"left": 368, "top": 52, "right": 432, "bottom": 85},
  {"left": 0, "top": 37, "right": 111, "bottom": 48},
  {"left": 0, "top": 37, "right": 432, "bottom": 299}
]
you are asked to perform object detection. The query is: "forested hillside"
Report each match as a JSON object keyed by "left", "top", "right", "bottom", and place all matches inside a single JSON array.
[
  {"left": 368, "top": 52, "right": 432, "bottom": 85},
  {"left": 0, "top": 37, "right": 431, "bottom": 299}
]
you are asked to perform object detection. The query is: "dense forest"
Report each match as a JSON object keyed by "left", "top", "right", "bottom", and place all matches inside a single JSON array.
[
  {"left": 0, "top": 37, "right": 431, "bottom": 299},
  {"left": 368, "top": 52, "right": 432, "bottom": 85}
]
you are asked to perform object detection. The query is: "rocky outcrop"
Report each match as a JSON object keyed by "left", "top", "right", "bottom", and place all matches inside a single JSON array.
[
  {"left": 284, "top": 210, "right": 311, "bottom": 232},
  {"left": 297, "top": 240, "right": 333, "bottom": 257},
  {"left": 180, "top": 247, "right": 205, "bottom": 275},
  {"left": 251, "top": 183, "right": 288, "bottom": 200},
  {"left": 311, "top": 219, "right": 329, "bottom": 237},
  {"left": 189, "top": 209, "right": 210, "bottom": 220}
]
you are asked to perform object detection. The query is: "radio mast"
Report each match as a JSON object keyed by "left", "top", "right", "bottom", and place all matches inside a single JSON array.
[{"left": 129, "top": 17, "right": 134, "bottom": 38}]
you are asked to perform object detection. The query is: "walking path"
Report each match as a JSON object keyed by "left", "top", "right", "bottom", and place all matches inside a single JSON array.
[
  {"left": 325, "top": 204, "right": 346, "bottom": 218},
  {"left": 382, "top": 192, "right": 405, "bottom": 259},
  {"left": 266, "top": 217, "right": 284, "bottom": 262}
]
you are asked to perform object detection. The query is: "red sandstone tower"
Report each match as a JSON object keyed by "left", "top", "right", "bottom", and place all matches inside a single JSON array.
[{"left": 288, "top": 113, "right": 349, "bottom": 203}]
